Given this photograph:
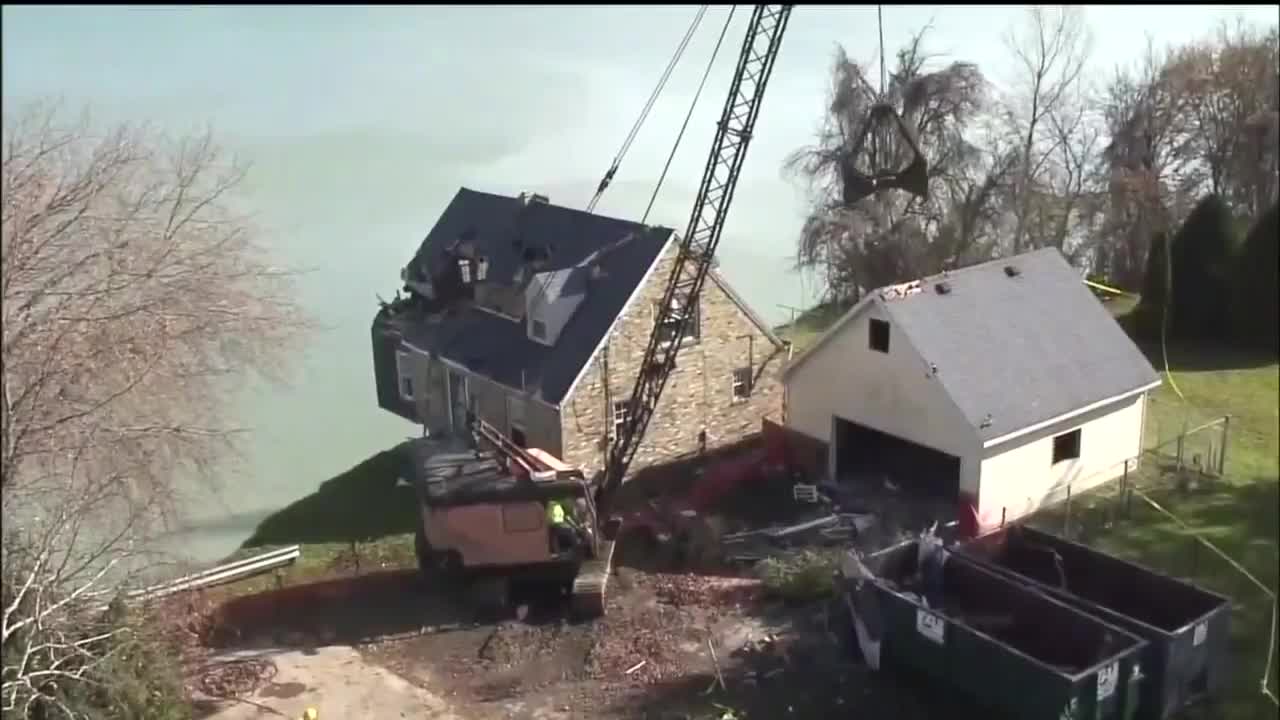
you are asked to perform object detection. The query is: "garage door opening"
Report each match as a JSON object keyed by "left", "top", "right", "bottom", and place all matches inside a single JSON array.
[{"left": 833, "top": 417, "right": 960, "bottom": 502}]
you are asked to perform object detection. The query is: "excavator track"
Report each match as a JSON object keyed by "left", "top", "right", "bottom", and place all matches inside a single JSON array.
[{"left": 571, "top": 537, "right": 616, "bottom": 618}]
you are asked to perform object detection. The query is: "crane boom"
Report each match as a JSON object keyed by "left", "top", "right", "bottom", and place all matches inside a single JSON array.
[{"left": 597, "top": 5, "right": 792, "bottom": 516}]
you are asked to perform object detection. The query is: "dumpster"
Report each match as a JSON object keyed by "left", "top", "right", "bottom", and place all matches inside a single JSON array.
[
  {"left": 848, "top": 538, "right": 1148, "bottom": 720},
  {"left": 959, "top": 525, "right": 1232, "bottom": 720}
]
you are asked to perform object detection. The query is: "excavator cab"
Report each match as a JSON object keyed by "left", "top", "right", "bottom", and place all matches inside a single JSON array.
[{"left": 840, "top": 102, "right": 930, "bottom": 205}]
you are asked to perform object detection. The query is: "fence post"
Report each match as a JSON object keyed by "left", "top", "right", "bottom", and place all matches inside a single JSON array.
[
  {"left": 1219, "top": 415, "right": 1231, "bottom": 476},
  {"left": 1176, "top": 419, "right": 1188, "bottom": 470},
  {"left": 1125, "top": 460, "right": 1135, "bottom": 518}
]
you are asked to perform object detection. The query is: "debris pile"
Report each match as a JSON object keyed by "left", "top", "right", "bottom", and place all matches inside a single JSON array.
[
  {"left": 649, "top": 573, "right": 762, "bottom": 609},
  {"left": 194, "top": 658, "right": 278, "bottom": 698},
  {"left": 587, "top": 604, "right": 686, "bottom": 685},
  {"left": 722, "top": 513, "right": 877, "bottom": 563}
]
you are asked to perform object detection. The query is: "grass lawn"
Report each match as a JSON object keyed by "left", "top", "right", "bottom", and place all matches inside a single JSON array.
[
  {"left": 777, "top": 292, "right": 1279, "bottom": 719},
  {"left": 216, "top": 447, "right": 419, "bottom": 597}
]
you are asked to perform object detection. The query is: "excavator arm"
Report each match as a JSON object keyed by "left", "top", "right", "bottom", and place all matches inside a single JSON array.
[{"left": 596, "top": 5, "right": 793, "bottom": 518}]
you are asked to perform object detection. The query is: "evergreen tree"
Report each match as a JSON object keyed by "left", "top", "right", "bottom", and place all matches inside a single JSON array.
[
  {"left": 1168, "top": 195, "right": 1239, "bottom": 341},
  {"left": 1231, "top": 202, "right": 1279, "bottom": 353},
  {"left": 1136, "top": 232, "right": 1170, "bottom": 341}
]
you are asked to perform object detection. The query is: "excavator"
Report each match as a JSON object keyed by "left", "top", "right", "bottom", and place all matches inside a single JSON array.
[{"left": 406, "top": 4, "right": 931, "bottom": 618}]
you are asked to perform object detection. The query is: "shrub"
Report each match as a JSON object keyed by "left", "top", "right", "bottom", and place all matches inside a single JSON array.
[{"left": 756, "top": 549, "right": 841, "bottom": 603}]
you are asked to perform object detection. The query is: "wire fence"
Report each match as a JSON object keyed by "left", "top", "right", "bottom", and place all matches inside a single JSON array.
[
  {"left": 1020, "top": 413, "right": 1278, "bottom": 711},
  {"left": 1022, "top": 414, "right": 1233, "bottom": 569}
]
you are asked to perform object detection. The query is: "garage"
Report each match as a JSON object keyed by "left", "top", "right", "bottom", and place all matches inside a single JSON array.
[{"left": 832, "top": 416, "right": 961, "bottom": 501}]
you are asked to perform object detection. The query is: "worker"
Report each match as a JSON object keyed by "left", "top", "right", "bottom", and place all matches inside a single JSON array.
[{"left": 546, "top": 498, "right": 579, "bottom": 555}]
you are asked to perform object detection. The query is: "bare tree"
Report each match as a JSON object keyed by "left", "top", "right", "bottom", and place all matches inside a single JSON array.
[
  {"left": 1165, "top": 21, "right": 1279, "bottom": 216},
  {"left": 1095, "top": 21, "right": 1278, "bottom": 286},
  {"left": 786, "top": 29, "right": 1005, "bottom": 301},
  {"left": 1095, "top": 39, "right": 1198, "bottom": 287},
  {"left": 999, "top": 6, "right": 1094, "bottom": 256},
  {"left": 1, "top": 103, "right": 308, "bottom": 717}
]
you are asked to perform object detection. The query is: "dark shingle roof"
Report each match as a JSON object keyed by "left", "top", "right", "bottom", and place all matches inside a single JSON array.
[
  {"left": 386, "top": 188, "right": 673, "bottom": 406},
  {"left": 879, "top": 248, "right": 1160, "bottom": 442}
]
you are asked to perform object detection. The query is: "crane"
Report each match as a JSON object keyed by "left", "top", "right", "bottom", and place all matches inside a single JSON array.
[
  {"left": 448, "top": 4, "right": 930, "bottom": 619},
  {"left": 595, "top": 4, "right": 792, "bottom": 519}
]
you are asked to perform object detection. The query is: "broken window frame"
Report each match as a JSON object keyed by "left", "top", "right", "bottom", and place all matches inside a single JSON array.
[
  {"left": 654, "top": 297, "right": 701, "bottom": 347},
  {"left": 1052, "top": 428, "right": 1082, "bottom": 465},
  {"left": 395, "top": 349, "right": 415, "bottom": 401},
  {"left": 731, "top": 367, "right": 753, "bottom": 402}
]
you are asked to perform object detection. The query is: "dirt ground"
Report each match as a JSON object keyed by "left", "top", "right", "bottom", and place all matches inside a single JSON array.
[
  {"left": 191, "top": 561, "right": 958, "bottom": 720},
  {"left": 188, "top": 470, "right": 965, "bottom": 719},
  {"left": 192, "top": 645, "right": 465, "bottom": 720}
]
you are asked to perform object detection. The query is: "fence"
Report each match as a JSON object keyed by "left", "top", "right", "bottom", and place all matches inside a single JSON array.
[{"left": 1021, "top": 413, "right": 1278, "bottom": 711}]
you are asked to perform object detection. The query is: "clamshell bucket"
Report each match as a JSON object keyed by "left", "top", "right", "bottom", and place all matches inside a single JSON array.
[{"left": 840, "top": 102, "right": 930, "bottom": 205}]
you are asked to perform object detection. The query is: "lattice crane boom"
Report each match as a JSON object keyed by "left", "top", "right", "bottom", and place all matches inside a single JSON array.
[{"left": 597, "top": 5, "right": 792, "bottom": 516}]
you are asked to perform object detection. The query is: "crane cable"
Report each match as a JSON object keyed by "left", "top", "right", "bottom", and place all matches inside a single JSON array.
[
  {"left": 877, "top": 5, "right": 887, "bottom": 97},
  {"left": 642, "top": 7, "right": 737, "bottom": 225},
  {"left": 532, "top": 6, "right": 707, "bottom": 333},
  {"left": 587, "top": 5, "right": 709, "bottom": 215}
]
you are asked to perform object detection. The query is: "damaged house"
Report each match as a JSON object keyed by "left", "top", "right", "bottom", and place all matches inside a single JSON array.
[{"left": 372, "top": 188, "right": 787, "bottom": 480}]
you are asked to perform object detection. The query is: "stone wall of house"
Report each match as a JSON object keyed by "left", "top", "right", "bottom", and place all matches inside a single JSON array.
[{"left": 559, "top": 244, "right": 787, "bottom": 480}]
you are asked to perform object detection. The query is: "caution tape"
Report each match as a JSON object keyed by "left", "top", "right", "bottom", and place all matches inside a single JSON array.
[
  {"left": 1129, "top": 486, "right": 1278, "bottom": 705},
  {"left": 1083, "top": 278, "right": 1137, "bottom": 298}
]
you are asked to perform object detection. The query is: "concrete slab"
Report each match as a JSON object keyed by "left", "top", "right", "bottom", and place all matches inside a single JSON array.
[{"left": 197, "top": 644, "right": 463, "bottom": 720}]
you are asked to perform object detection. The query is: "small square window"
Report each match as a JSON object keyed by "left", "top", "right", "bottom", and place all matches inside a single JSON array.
[
  {"left": 732, "top": 367, "right": 752, "bottom": 401},
  {"left": 869, "top": 318, "right": 890, "bottom": 353},
  {"left": 612, "top": 400, "right": 630, "bottom": 439},
  {"left": 1052, "top": 429, "right": 1081, "bottom": 464},
  {"left": 531, "top": 318, "right": 547, "bottom": 340}
]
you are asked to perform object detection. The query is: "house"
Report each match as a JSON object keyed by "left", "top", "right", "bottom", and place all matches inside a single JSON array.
[
  {"left": 372, "top": 188, "right": 788, "bottom": 481},
  {"left": 781, "top": 247, "right": 1161, "bottom": 533}
]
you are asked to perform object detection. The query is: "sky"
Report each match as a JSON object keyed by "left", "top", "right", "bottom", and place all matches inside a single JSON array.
[
  {"left": 3, "top": 4, "right": 1277, "bottom": 563},
  {"left": 6, "top": 5, "right": 1277, "bottom": 319}
]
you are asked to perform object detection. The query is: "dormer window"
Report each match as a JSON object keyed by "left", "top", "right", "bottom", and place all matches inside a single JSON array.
[
  {"left": 531, "top": 318, "right": 547, "bottom": 341},
  {"left": 458, "top": 258, "right": 472, "bottom": 284}
]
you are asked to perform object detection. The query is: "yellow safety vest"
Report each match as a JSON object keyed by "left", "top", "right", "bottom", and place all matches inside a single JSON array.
[{"left": 547, "top": 501, "right": 567, "bottom": 526}]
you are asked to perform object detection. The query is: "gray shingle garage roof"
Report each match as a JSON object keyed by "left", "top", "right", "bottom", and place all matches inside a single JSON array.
[{"left": 789, "top": 248, "right": 1161, "bottom": 443}]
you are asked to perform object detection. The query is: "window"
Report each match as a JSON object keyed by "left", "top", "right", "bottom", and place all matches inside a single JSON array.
[
  {"left": 501, "top": 505, "right": 543, "bottom": 533},
  {"left": 732, "top": 367, "right": 753, "bottom": 401},
  {"left": 1052, "top": 429, "right": 1082, "bottom": 464},
  {"left": 868, "top": 318, "right": 890, "bottom": 353},
  {"left": 655, "top": 297, "right": 700, "bottom": 345},
  {"left": 612, "top": 400, "right": 630, "bottom": 439},
  {"left": 457, "top": 258, "right": 472, "bottom": 284},
  {"left": 531, "top": 318, "right": 547, "bottom": 340},
  {"left": 395, "top": 350, "right": 414, "bottom": 401}
]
